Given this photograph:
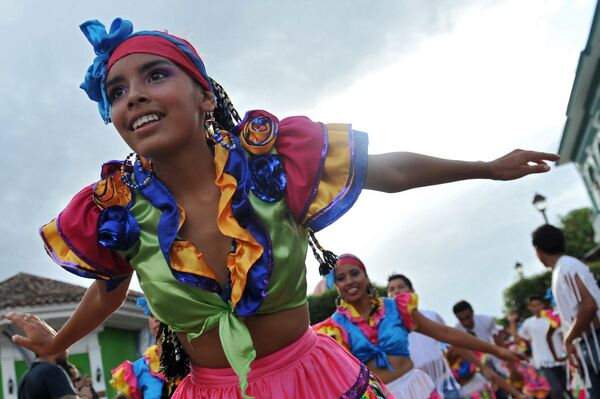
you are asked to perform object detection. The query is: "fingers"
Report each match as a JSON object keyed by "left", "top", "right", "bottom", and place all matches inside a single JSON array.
[
  {"left": 524, "top": 163, "right": 551, "bottom": 174},
  {"left": 512, "top": 149, "right": 559, "bottom": 161},
  {"left": 11, "top": 334, "right": 35, "bottom": 351},
  {"left": 5, "top": 312, "right": 29, "bottom": 330}
]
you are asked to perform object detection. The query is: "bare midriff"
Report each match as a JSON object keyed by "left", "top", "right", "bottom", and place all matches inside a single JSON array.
[
  {"left": 178, "top": 304, "right": 310, "bottom": 368},
  {"left": 366, "top": 356, "right": 415, "bottom": 384}
]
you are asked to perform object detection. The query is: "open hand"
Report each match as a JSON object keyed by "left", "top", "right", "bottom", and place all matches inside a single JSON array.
[
  {"left": 489, "top": 149, "right": 560, "bottom": 180},
  {"left": 4, "top": 312, "right": 58, "bottom": 355}
]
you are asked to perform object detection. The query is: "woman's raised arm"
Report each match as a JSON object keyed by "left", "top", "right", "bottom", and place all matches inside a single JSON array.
[
  {"left": 365, "top": 149, "right": 560, "bottom": 193},
  {"left": 5, "top": 276, "right": 132, "bottom": 356}
]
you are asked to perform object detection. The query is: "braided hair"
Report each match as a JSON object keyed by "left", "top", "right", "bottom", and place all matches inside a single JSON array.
[
  {"left": 158, "top": 323, "right": 190, "bottom": 382},
  {"left": 367, "top": 283, "right": 381, "bottom": 317},
  {"left": 208, "top": 77, "right": 241, "bottom": 131}
]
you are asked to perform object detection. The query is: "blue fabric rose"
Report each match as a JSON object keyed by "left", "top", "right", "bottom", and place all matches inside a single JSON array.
[
  {"left": 98, "top": 206, "right": 140, "bottom": 250},
  {"left": 249, "top": 155, "right": 286, "bottom": 202}
]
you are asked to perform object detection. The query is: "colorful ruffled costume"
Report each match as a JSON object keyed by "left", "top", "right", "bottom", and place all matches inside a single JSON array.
[
  {"left": 40, "top": 17, "right": 391, "bottom": 398},
  {"left": 504, "top": 343, "right": 550, "bottom": 398},
  {"left": 449, "top": 355, "right": 496, "bottom": 399},
  {"left": 111, "top": 345, "right": 172, "bottom": 399},
  {"left": 314, "top": 293, "right": 440, "bottom": 399}
]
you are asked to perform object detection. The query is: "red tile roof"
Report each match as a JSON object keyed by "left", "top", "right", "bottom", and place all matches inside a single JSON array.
[{"left": 0, "top": 273, "right": 142, "bottom": 310}]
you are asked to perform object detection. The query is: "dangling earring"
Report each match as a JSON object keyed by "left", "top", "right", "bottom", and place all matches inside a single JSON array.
[
  {"left": 121, "top": 152, "right": 153, "bottom": 190},
  {"left": 205, "top": 112, "right": 236, "bottom": 151},
  {"left": 335, "top": 295, "right": 343, "bottom": 308}
]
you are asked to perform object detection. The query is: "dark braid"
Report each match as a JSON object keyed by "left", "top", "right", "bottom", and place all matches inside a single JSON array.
[
  {"left": 158, "top": 323, "right": 190, "bottom": 381},
  {"left": 367, "top": 283, "right": 381, "bottom": 317},
  {"left": 209, "top": 77, "right": 241, "bottom": 131}
]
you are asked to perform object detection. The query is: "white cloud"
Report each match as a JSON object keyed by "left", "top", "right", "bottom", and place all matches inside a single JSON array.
[{"left": 303, "top": 0, "right": 595, "bottom": 322}]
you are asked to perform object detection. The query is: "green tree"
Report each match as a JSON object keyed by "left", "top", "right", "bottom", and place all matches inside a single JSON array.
[
  {"left": 560, "top": 207, "right": 595, "bottom": 259},
  {"left": 503, "top": 271, "right": 551, "bottom": 319}
]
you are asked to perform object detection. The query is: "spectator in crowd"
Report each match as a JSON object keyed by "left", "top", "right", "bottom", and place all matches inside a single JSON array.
[
  {"left": 508, "top": 296, "right": 571, "bottom": 399},
  {"left": 532, "top": 224, "right": 600, "bottom": 398},
  {"left": 17, "top": 327, "right": 78, "bottom": 399}
]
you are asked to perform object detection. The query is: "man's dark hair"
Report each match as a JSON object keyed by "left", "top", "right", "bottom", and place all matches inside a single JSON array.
[
  {"left": 387, "top": 273, "right": 413, "bottom": 290},
  {"left": 532, "top": 224, "right": 565, "bottom": 255},
  {"left": 528, "top": 295, "right": 545, "bottom": 303},
  {"left": 453, "top": 300, "right": 473, "bottom": 315}
]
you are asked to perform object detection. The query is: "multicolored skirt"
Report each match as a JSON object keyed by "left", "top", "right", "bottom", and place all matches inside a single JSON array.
[
  {"left": 385, "top": 368, "right": 440, "bottom": 399},
  {"left": 172, "top": 328, "right": 391, "bottom": 399}
]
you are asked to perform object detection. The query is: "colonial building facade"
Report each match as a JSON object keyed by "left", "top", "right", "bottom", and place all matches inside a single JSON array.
[
  {"left": 559, "top": 1, "right": 600, "bottom": 242},
  {"left": 0, "top": 273, "right": 151, "bottom": 399}
]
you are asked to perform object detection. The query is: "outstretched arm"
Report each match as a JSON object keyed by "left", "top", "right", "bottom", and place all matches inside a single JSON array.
[
  {"left": 5, "top": 276, "right": 132, "bottom": 355},
  {"left": 413, "top": 310, "right": 525, "bottom": 363},
  {"left": 365, "top": 149, "right": 559, "bottom": 193},
  {"left": 450, "top": 347, "right": 527, "bottom": 399}
]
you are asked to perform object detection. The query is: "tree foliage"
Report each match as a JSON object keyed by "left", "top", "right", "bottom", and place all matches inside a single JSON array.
[
  {"left": 561, "top": 207, "right": 595, "bottom": 259},
  {"left": 503, "top": 207, "right": 597, "bottom": 318}
]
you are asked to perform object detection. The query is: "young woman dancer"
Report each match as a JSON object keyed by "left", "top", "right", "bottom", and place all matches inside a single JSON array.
[
  {"left": 5, "top": 17, "right": 556, "bottom": 399},
  {"left": 314, "top": 254, "right": 526, "bottom": 398}
]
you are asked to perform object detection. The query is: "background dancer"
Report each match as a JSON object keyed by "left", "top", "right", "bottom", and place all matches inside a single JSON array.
[{"left": 314, "top": 254, "right": 526, "bottom": 399}]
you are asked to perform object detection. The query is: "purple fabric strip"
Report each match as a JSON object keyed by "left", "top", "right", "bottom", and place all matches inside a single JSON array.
[
  {"left": 340, "top": 364, "right": 372, "bottom": 399},
  {"left": 225, "top": 137, "right": 274, "bottom": 317},
  {"left": 306, "top": 130, "right": 369, "bottom": 232},
  {"left": 40, "top": 225, "right": 132, "bottom": 291},
  {"left": 55, "top": 214, "right": 114, "bottom": 276}
]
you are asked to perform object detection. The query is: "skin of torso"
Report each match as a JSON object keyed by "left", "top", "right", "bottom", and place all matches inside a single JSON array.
[
  {"left": 367, "top": 356, "right": 414, "bottom": 384},
  {"left": 179, "top": 305, "right": 309, "bottom": 367},
  {"left": 174, "top": 187, "right": 310, "bottom": 367}
]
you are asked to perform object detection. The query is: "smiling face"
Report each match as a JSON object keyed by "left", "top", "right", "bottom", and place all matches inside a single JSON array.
[
  {"left": 334, "top": 263, "right": 370, "bottom": 304},
  {"left": 106, "top": 53, "right": 215, "bottom": 159}
]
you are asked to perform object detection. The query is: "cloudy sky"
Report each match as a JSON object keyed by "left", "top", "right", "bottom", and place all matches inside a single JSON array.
[{"left": 0, "top": 0, "right": 595, "bottom": 323}]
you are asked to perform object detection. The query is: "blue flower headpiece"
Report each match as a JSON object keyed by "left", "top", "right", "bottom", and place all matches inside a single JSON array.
[{"left": 79, "top": 18, "right": 213, "bottom": 124}]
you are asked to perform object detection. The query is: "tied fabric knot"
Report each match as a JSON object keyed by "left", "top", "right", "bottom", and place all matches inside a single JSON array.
[
  {"left": 80, "top": 18, "right": 134, "bottom": 124},
  {"left": 187, "top": 306, "right": 257, "bottom": 399},
  {"left": 98, "top": 205, "right": 140, "bottom": 250},
  {"left": 372, "top": 345, "right": 394, "bottom": 371}
]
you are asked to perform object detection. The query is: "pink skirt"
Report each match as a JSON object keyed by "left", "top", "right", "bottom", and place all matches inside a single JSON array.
[{"left": 172, "top": 328, "right": 391, "bottom": 398}]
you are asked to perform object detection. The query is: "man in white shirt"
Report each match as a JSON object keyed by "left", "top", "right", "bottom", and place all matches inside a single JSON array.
[
  {"left": 453, "top": 301, "right": 503, "bottom": 346},
  {"left": 532, "top": 224, "right": 600, "bottom": 398},
  {"left": 453, "top": 300, "right": 509, "bottom": 399},
  {"left": 508, "top": 296, "right": 570, "bottom": 399}
]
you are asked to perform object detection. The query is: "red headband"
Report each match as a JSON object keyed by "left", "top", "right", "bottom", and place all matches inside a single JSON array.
[
  {"left": 335, "top": 253, "right": 366, "bottom": 274},
  {"left": 107, "top": 34, "right": 213, "bottom": 93}
]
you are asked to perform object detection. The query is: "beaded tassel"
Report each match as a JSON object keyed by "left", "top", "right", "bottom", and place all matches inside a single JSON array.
[{"left": 308, "top": 229, "right": 338, "bottom": 276}]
